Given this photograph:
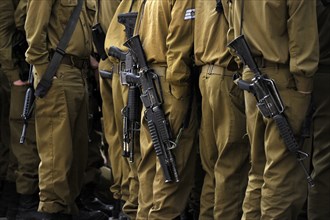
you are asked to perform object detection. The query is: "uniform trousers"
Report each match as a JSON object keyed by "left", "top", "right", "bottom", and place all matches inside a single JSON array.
[
  {"left": 10, "top": 80, "right": 39, "bottom": 195},
  {"left": 242, "top": 64, "right": 309, "bottom": 219},
  {"left": 136, "top": 64, "right": 198, "bottom": 220},
  {"left": 199, "top": 64, "right": 250, "bottom": 220},
  {"left": 34, "top": 64, "right": 89, "bottom": 214},
  {"left": 99, "top": 64, "right": 141, "bottom": 219}
]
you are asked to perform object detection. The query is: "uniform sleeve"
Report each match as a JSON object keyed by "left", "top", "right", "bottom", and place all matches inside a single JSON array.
[
  {"left": 25, "top": 0, "right": 54, "bottom": 75},
  {"left": 287, "top": 0, "right": 319, "bottom": 92},
  {"left": 0, "top": 0, "right": 20, "bottom": 82},
  {"left": 165, "top": 0, "right": 194, "bottom": 85},
  {"left": 15, "top": 0, "right": 27, "bottom": 31}
]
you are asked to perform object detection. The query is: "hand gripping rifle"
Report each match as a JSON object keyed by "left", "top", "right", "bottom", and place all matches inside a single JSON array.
[
  {"left": 123, "top": 35, "right": 179, "bottom": 183},
  {"left": 228, "top": 35, "right": 314, "bottom": 187},
  {"left": 108, "top": 12, "right": 140, "bottom": 162},
  {"left": 20, "top": 65, "right": 35, "bottom": 144}
]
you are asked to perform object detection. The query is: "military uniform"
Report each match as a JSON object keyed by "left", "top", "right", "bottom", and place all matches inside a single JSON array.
[
  {"left": 0, "top": 0, "right": 39, "bottom": 218},
  {"left": 194, "top": 1, "right": 250, "bottom": 219},
  {"left": 224, "top": 0, "right": 319, "bottom": 218},
  {"left": 76, "top": 0, "right": 120, "bottom": 216},
  {"left": 25, "top": 0, "right": 96, "bottom": 215},
  {"left": 308, "top": 1, "right": 330, "bottom": 219},
  {"left": 102, "top": 0, "right": 141, "bottom": 218},
  {"left": 136, "top": 1, "right": 199, "bottom": 219}
]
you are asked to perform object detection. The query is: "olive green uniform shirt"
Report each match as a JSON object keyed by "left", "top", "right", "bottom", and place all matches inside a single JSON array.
[
  {"left": 103, "top": 0, "right": 134, "bottom": 71},
  {"left": 227, "top": 0, "right": 319, "bottom": 92},
  {"left": 0, "top": 0, "right": 26, "bottom": 82},
  {"left": 25, "top": 0, "right": 96, "bottom": 77},
  {"left": 194, "top": 2, "right": 231, "bottom": 67},
  {"left": 137, "top": 0, "right": 194, "bottom": 86}
]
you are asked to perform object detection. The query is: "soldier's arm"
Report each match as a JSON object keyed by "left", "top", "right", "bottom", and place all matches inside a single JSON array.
[
  {"left": 165, "top": 0, "right": 194, "bottom": 86},
  {"left": 25, "top": 0, "right": 54, "bottom": 76},
  {"left": 287, "top": 0, "right": 319, "bottom": 93},
  {"left": 0, "top": 0, "right": 20, "bottom": 82}
]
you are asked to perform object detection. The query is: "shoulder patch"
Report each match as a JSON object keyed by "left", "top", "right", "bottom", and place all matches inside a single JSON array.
[{"left": 184, "top": 9, "right": 195, "bottom": 20}]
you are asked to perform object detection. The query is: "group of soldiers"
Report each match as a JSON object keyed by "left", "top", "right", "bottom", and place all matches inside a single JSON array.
[{"left": 0, "top": 0, "right": 329, "bottom": 220}]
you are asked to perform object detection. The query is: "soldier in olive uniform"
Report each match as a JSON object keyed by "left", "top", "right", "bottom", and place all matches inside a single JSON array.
[
  {"left": 25, "top": 0, "right": 108, "bottom": 219},
  {"left": 308, "top": 1, "right": 330, "bottom": 219},
  {"left": 102, "top": 0, "right": 141, "bottom": 218},
  {"left": 77, "top": 0, "right": 120, "bottom": 217},
  {"left": 0, "top": 0, "right": 40, "bottom": 219},
  {"left": 135, "top": 1, "right": 199, "bottom": 219},
  {"left": 224, "top": 0, "right": 319, "bottom": 218},
  {"left": 194, "top": 1, "right": 250, "bottom": 219}
]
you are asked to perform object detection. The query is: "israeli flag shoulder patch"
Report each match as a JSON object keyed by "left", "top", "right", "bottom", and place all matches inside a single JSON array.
[{"left": 184, "top": 8, "right": 195, "bottom": 20}]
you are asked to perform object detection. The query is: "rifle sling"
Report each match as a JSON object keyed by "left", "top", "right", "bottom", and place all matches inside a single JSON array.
[{"left": 35, "top": 0, "right": 84, "bottom": 98}]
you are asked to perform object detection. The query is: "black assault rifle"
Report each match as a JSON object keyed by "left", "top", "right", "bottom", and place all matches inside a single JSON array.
[
  {"left": 123, "top": 35, "right": 179, "bottom": 183},
  {"left": 20, "top": 65, "right": 34, "bottom": 144},
  {"left": 228, "top": 35, "right": 314, "bottom": 187},
  {"left": 108, "top": 12, "right": 140, "bottom": 162}
]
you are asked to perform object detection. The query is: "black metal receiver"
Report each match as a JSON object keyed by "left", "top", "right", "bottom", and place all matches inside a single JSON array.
[
  {"left": 108, "top": 12, "right": 141, "bottom": 162},
  {"left": 20, "top": 65, "right": 35, "bottom": 144},
  {"left": 124, "top": 35, "right": 179, "bottom": 183},
  {"left": 228, "top": 35, "right": 314, "bottom": 187}
]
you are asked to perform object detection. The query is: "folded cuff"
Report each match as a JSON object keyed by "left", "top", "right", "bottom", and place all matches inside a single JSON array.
[{"left": 293, "top": 75, "right": 313, "bottom": 93}]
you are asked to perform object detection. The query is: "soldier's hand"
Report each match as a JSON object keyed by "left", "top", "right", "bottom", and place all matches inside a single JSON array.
[{"left": 13, "top": 79, "right": 29, "bottom": 86}]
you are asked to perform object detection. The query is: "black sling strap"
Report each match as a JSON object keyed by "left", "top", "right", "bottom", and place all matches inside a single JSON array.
[{"left": 35, "top": 0, "right": 84, "bottom": 98}]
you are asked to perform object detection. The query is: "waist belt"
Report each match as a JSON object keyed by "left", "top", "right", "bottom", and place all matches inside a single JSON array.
[
  {"left": 253, "top": 57, "right": 287, "bottom": 68},
  {"left": 59, "top": 54, "right": 90, "bottom": 69},
  {"left": 201, "top": 64, "right": 233, "bottom": 75}
]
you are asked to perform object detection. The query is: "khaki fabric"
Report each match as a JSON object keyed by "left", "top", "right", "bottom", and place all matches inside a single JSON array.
[
  {"left": 227, "top": 0, "right": 319, "bottom": 92},
  {"left": 97, "top": 0, "right": 121, "bottom": 32},
  {"left": 308, "top": 2, "right": 330, "bottom": 219},
  {"left": 136, "top": 1, "right": 197, "bottom": 218},
  {"left": 25, "top": 0, "right": 95, "bottom": 77},
  {"left": 224, "top": 0, "right": 319, "bottom": 219},
  {"left": 198, "top": 66, "right": 250, "bottom": 220},
  {"left": 242, "top": 66, "right": 311, "bottom": 219},
  {"left": 0, "top": 0, "right": 19, "bottom": 82},
  {"left": 101, "top": 1, "right": 141, "bottom": 218},
  {"left": 25, "top": 0, "right": 95, "bottom": 214},
  {"left": 99, "top": 74, "right": 130, "bottom": 201},
  {"left": 137, "top": 66, "right": 198, "bottom": 220},
  {"left": 137, "top": 0, "right": 194, "bottom": 86},
  {"left": 194, "top": 2, "right": 250, "bottom": 219},
  {"left": 33, "top": 64, "right": 89, "bottom": 214},
  {"left": 0, "top": 0, "right": 39, "bottom": 191},
  {"left": 9, "top": 83, "right": 39, "bottom": 195}
]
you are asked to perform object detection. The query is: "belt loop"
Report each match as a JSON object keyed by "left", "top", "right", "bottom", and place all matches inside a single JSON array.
[
  {"left": 70, "top": 55, "right": 75, "bottom": 68},
  {"left": 207, "top": 64, "right": 213, "bottom": 74}
]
